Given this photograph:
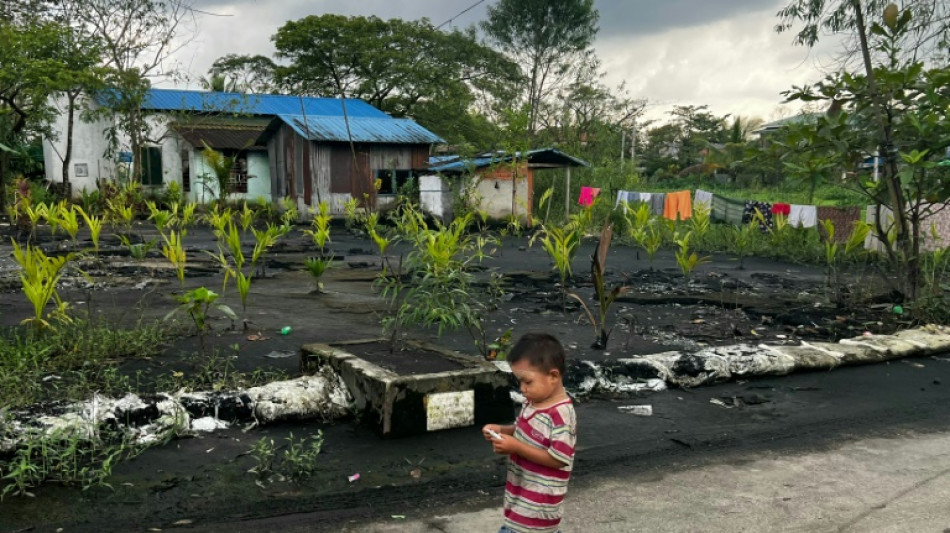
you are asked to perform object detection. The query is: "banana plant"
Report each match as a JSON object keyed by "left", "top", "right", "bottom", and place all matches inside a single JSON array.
[{"left": 568, "top": 222, "right": 629, "bottom": 349}]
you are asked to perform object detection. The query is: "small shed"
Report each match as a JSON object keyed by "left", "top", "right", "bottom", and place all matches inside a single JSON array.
[{"left": 423, "top": 148, "right": 589, "bottom": 223}]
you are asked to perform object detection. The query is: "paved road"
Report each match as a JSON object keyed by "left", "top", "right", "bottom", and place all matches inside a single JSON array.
[{"left": 345, "top": 429, "right": 950, "bottom": 532}]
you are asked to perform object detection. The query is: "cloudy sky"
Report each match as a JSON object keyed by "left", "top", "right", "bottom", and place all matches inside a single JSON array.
[{"left": 172, "top": 0, "right": 843, "bottom": 124}]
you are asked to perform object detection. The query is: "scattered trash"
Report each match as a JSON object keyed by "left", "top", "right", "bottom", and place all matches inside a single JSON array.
[
  {"left": 902, "top": 361, "right": 925, "bottom": 368},
  {"left": 892, "top": 305, "right": 904, "bottom": 315},
  {"left": 172, "top": 519, "right": 194, "bottom": 526},
  {"left": 709, "top": 398, "right": 733, "bottom": 409},
  {"left": 392, "top": 515, "right": 406, "bottom": 519},
  {"left": 280, "top": 326, "right": 292, "bottom": 335},
  {"left": 348, "top": 473, "right": 360, "bottom": 483},
  {"left": 247, "top": 333, "right": 270, "bottom": 341},
  {"left": 409, "top": 468, "right": 422, "bottom": 478},
  {"left": 191, "top": 417, "right": 229, "bottom": 432},
  {"left": 618, "top": 405, "right": 653, "bottom": 416},
  {"left": 263, "top": 350, "right": 296, "bottom": 359}
]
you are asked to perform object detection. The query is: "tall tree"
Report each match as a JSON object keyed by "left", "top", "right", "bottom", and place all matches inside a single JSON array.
[
  {"left": 208, "top": 54, "right": 278, "bottom": 94},
  {"left": 779, "top": 1, "right": 950, "bottom": 300},
  {"left": 271, "top": 15, "right": 519, "bottom": 147},
  {"left": 0, "top": 17, "right": 77, "bottom": 206},
  {"left": 482, "top": 0, "right": 599, "bottom": 136},
  {"left": 76, "top": 0, "right": 194, "bottom": 183}
]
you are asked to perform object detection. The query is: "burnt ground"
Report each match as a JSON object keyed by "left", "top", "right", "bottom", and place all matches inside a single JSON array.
[{"left": 1, "top": 225, "right": 946, "bottom": 533}]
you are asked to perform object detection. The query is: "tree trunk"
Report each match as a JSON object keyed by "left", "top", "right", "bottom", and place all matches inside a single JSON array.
[
  {"left": 62, "top": 90, "right": 77, "bottom": 188},
  {"left": 852, "top": 0, "right": 916, "bottom": 297}
]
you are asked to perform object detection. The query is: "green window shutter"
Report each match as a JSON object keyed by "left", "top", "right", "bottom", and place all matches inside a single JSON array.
[{"left": 140, "top": 147, "right": 163, "bottom": 186}]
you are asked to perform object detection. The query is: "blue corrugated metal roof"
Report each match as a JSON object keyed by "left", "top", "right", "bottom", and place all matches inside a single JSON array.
[
  {"left": 428, "top": 148, "right": 588, "bottom": 173},
  {"left": 278, "top": 114, "right": 444, "bottom": 144},
  {"left": 131, "top": 89, "right": 390, "bottom": 118}
]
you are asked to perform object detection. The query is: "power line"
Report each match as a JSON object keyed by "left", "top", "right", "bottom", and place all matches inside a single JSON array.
[{"left": 435, "top": 0, "right": 487, "bottom": 30}]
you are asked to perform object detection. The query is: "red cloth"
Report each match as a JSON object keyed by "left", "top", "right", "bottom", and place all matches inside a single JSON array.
[
  {"left": 772, "top": 203, "right": 791, "bottom": 216},
  {"left": 578, "top": 187, "right": 600, "bottom": 207}
]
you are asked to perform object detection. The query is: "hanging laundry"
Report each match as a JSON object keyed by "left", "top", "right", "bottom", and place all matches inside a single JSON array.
[
  {"left": 650, "top": 193, "right": 666, "bottom": 216},
  {"left": 663, "top": 190, "right": 692, "bottom": 220},
  {"left": 711, "top": 194, "right": 746, "bottom": 225},
  {"left": 615, "top": 190, "right": 639, "bottom": 210},
  {"left": 743, "top": 201, "right": 773, "bottom": 231},
  {"left": 579, "top": 187, "right": 600, "bottom": 207},
  {"left": 694, "top": 189, "right": 714, "bottom": 210},
  {"left": 817, "top": 206, "right": 861, "bottom": 243},
  {"left": 639, "top": 192, "right": 652, "bottom": 205},
  {"left": 787, "top": 204, "right": 817, "bottom": 228},
  {"left": 771, "top": 203, "right": 791, "bottom": 216}
]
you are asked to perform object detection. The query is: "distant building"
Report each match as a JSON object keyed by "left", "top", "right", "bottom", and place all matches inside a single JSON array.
[
  {"left": 42, "top": 89, "right": 443, "bottom": 213},
  {"left": 422, "top": 149, "right": 589, "bottom": 223}
]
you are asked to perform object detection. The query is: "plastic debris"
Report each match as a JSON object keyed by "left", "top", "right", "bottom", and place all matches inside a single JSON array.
[
  {"left": 348, "top": 473, "right": 360, "bottom": 482},
  {"left": 618, "top": 405, "right": 653, "bottom": 416},
  {"left": 280, "top": 326, "right": 292, "bottom": 335},
  {"left": 392, "top": 515, "right": 406, "bottom": 519},
  {"left": 893, "top": 305, "right": 904, "bottom": 315},
  {"left": 247, "top": 333, "right": 269, "bottom": 341},
  {"left": 263, "top": 350, "right": 296, "bottom": 359},
  {"left": 709, "top": 398, "right": 733, "bottom": 408}
]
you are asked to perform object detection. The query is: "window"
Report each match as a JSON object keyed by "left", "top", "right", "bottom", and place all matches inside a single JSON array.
[
  {"left": 375, "top": 169, "right": 413, "bottom": 194},
  {"left": 230, "top": 154, "right": 249, "bottom": 194},
  {"left": 139, "top": 146, "right": 163, "bottom": 186}
]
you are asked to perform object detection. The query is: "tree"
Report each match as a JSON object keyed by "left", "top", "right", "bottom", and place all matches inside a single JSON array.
[
  {"left": 780, "top": 2, "right": 950, "bottom": 300},
  {"left": 272, "top": 15, "right": 519, "bottom": 120},
  {"left": 482, "top": 0, "right": 599, "bottom": 136},
  {"left": 208, "top": 54, "right": 278, "bottom": 94},
  {"left": 0, "top": 17, "right": 76, "bottom": 206},
  {"left": 76, "top": 0, "right": 195, "bottom": 184}
]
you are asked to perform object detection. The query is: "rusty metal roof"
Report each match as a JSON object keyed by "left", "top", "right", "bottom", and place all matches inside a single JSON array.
[
  {"left": 173, "top": 119, "right": 270, "bottom": 150},
  {"left": 275, "top": 114, "right": 444, "bottom": 144}
]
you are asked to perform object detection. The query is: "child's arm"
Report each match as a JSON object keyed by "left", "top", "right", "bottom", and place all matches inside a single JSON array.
[
  {"left": 482, "top": 424, "right": 515, "bottom": 441},
  {"left": 491, "top": 436, "right": 568, "bottom": 469}
]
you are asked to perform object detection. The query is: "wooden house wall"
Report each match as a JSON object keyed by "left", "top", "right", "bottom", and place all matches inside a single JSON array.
[{"left": 267, "top": 125, "right": 432, "bottom": 215}]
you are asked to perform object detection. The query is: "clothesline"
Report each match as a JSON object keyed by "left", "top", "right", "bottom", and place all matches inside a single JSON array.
[{"left": 609, "top": 188, "right": 860, "bottom": 236}]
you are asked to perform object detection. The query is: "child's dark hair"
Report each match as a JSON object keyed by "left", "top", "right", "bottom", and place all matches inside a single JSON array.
[{"left": 507, "top": 333, "right": 566, "bottom": 376}]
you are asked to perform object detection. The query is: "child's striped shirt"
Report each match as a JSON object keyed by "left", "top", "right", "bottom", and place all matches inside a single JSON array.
[{"left": 503, "top": 399, "right": 577, "bottom": 533}]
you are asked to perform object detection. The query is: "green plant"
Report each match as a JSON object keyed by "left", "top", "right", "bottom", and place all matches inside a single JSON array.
[
  {"left": 673, "top": 231, "right": 711, "bottom": 293},
  {"left": 379, "top": 208, "right": 502, "bottom": 357},
  {"left": 690, "top": 203, "right": 711, "bottom": 247},
  {"left": 247, "top": 431, "right": 324, "bottom": 482},
  {"left": 821, "top": 219, "right": 871, "bottom": 306},
  {"left": 75, "top": 205, "right": 103, "bottom": 256},
  {"left": 365, "top": 212, "right": 393, "bottom": 274},
  {"left": 200, "top": 143, "right": 237, "bottom": 208},
  {"left": 304, "top": 257, "right": 330, "bottom": 293},
  {"left": 11, "top": 241, "right": 72, "bottom": 333},
  {"left": 343, "top": 197, "right": 361, "bottom": 231},
  {"left": 568, "top": 222, "right": 629, "bottom": 349},
  {"left": 165, "top": 287, "right": 237, "bottom": 352},
  {"left": 56, "top": 203, "right": 81, "bottom": 244},
  {"left": 732, "top": 221, "right": 759, "bottom": 269},
  {"left": 160, "top": 230, "right": 187, "bottom": 285},
  {"left": 643, "top": 224, "right": 663, "bottom": 268}
]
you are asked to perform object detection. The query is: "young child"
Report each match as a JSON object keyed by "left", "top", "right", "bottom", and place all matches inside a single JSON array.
[{"left": 483, "top": 332, "right": 577, "bottom": 533}]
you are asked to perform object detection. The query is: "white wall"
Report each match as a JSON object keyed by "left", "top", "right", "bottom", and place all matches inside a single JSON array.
[
  {"left": 474, "top": 176, "right": 529, "bottom": 221},
  {"left": 42, "top": 95, "right": 116, "bottom": 194},
  {"left": 43, "top": 95, "right": 273, "bottom": 204}
]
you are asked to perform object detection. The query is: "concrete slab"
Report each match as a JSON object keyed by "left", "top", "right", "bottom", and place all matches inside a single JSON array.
[{"left": 301, "top": 340, "right": 515, "bottom": 437}]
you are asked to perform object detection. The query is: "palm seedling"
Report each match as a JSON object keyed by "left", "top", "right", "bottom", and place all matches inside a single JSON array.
[
  {"left": 12, "top": 241, "right": 72, "bottom": 333},
  {"left": 673, "top": 231, "right": 710, "bottom": 294}
]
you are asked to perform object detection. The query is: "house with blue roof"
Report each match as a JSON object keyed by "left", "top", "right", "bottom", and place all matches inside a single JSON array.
[{"left": 42, "top": 88, "right": 443, "bottom": 211}]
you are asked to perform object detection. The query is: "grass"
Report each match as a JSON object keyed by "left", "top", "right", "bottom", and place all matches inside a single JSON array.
[{"left": 0, "top": 318, "right": 174, "bottom": 409}]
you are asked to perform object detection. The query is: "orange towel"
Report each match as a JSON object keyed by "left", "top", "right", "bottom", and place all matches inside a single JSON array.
[{"left": 663, "top": 190, "right": 692, "bottom": 220}]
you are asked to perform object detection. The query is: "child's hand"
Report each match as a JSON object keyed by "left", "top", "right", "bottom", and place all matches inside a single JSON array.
[
  {"left": 491, "top": 434, "right": 520, "bottom": 455},
  {"left": 482, "top": 424, "right": 502, "bottom": 441}
]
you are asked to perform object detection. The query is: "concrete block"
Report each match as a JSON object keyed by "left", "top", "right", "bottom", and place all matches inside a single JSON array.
[{"left": 301, "top": 340, "right": 515, "bottom": 438}]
